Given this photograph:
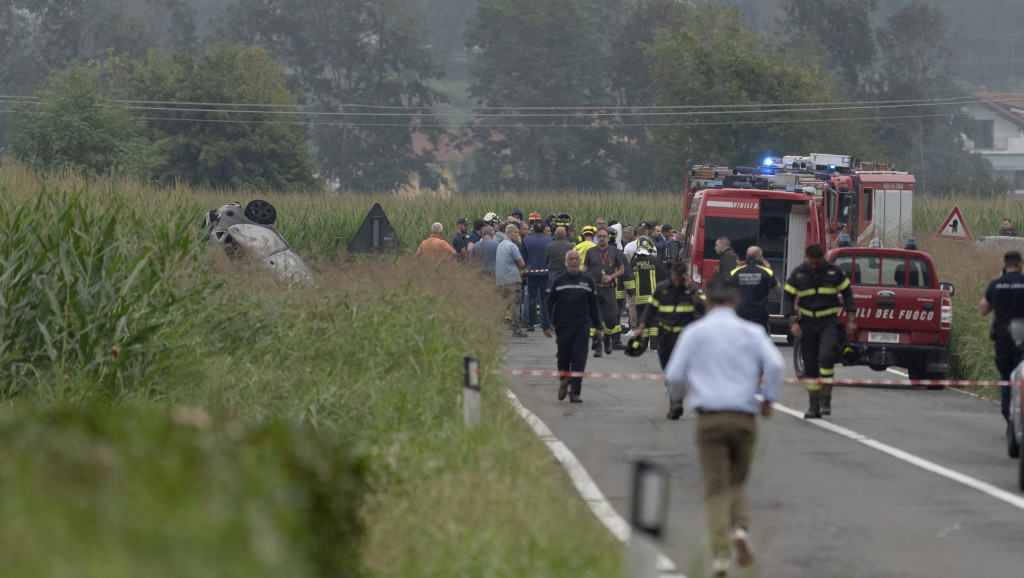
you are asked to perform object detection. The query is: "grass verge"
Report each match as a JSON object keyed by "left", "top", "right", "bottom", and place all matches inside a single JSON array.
[{"left": 0, "top": 165, "right": 622, "bottom": 576}]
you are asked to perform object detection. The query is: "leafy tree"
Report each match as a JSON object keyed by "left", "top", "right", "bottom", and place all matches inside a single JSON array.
[
  {"left": 124, "top": 44, "right": 318, "bottom": 189},
  {"left": 8, "top": 62, "right": 162, "bottom": 178},
  {"left": 607, "top": 0, "right": 688, "bottom": 189},
  {"left": 872, "top": 3, "right": 974, "bottom": 193},
  {"left": 219, "top": 0, "right": 446, "bottom": 192},
  {"left": 648, "top": 6, "right": 876, "bottom": 181},
  {"left": 781, "top": 0, "right": 879, "bottom": 93},
  {"left": 0, "top": 0, "right": 155, "bottom": 145},
  {"left": 462, "top": 0, "right": 621, "bottom": 190}
]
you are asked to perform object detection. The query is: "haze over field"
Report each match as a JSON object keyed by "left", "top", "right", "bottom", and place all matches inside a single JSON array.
[{"left": 1, "top": 0, "right": 1020, "bottom": 193}]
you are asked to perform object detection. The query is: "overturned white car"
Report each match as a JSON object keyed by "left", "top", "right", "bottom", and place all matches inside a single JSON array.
[{"left": 203, "top": 200, "right": 311, "bottom": 283}]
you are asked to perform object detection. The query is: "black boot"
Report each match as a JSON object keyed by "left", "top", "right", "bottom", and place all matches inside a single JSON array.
[
  {"left": 820, "top": 383, "right": 833, "bottom": 416},
  {"left": 667, "top": 399, "right": 683, "bottom": 420},
  {"left": 603, "top": 334, "right": 612, "bottom": 354},
  {"left": 804, "top": 390, "right": 822, "bottom": 419},
  {"left": 612, "top": 334, "right": 626, "bottom": 351},
  {"left": 558, "top": 377, "right": 570, "bottom": 401},
  {"left": 593, "top": 337, "right": 603, "bottom": 358},
  {"left": 649, "top": 335, "right": 658, "bottom": 352},
  {"left": 569, "top": 382, "right": 582, "bottom": 403}
]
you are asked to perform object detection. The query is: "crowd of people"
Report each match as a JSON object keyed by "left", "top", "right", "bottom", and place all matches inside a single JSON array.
[{"left": 417, "top": 208, "right": 692, "bottom": 339}]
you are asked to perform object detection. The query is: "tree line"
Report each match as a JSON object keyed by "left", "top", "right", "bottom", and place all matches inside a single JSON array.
[{"left": 0, "top": 0, "right": 1011, "bottom": 194}]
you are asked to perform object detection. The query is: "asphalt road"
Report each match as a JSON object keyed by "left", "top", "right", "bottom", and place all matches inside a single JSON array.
[{"left": 501, "top": 327, "right": 1024, "bottom": 577}]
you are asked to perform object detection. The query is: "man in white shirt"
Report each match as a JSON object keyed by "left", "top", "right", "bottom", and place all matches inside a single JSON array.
[{"left": 664, "top": 278, "right": 784, "bottom": 577}]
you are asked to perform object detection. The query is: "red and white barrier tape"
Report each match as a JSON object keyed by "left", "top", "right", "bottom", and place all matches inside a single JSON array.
[{"left": 476, "top": 367, "right": 1019, "bottom": 388}]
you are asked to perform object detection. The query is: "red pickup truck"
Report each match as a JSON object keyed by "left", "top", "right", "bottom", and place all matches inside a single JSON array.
[{"left": 794, "top": 243, "right": 954, "bottom": 387}]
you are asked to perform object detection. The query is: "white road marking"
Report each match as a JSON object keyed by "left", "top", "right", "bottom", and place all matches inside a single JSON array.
[
  {"left": 505, "top": 389, "right": 685, "bottom": 578},
  {"left": 769, "top": 400, "right": 1024, "bottom": 511}
]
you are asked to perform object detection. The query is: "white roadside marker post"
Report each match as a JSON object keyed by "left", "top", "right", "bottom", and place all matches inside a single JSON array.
[
  {"left": 625, "top": 460, "right": 670, "bottom": 578},
  {"left": 464, "top": 356, "right": 481, "bottom": 427}
]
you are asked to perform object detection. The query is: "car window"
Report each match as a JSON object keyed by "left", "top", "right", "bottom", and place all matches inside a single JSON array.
[
  {"left": 833, "top": 256, "right": 860, "bottom": 285},
  {"left": 906, "top": 258, "right": 932, "bottom": 287},
  {"left": 855, "top": 253, "right": 882, "bottom": 285},
  {"left": 702, "top": 217, "right": 757, "bottom": 258},
  {"left": 882, "top": 256, "right": 908, "bottom": 287}
]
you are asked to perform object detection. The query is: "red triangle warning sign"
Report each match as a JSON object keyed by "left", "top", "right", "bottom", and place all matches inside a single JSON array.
[{"left": 934, "top": 206, "right": 972, "bottom": 241}]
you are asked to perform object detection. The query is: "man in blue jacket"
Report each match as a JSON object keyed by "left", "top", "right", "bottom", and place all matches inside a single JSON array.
[
  {"left": 544, "top": 250, "right": 603, "bottom": 403},
  {"left": 523, "top": 220, "right": 553, "bottom": 330}
]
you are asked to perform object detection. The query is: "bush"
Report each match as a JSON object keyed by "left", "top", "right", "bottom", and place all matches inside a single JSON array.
[{"left": 0, "top": 404, "right": 365, "bottom": 578}]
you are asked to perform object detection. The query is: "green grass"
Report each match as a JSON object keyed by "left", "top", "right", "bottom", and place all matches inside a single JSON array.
[
  {"left": 911, "top": 194, "right": 1024, "bottom": 400},
  {"left": 0, "top": 164, "right": 622, "bottom": 577},
  {"left": 2, "top": 162, "right": 1019, "bottom": 576}
]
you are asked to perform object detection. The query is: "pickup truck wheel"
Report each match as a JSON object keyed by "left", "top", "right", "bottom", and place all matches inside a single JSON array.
[
  {"left": 793, "top": 338, "right": 806, "bottom": 378},
  {"left": 908, "top": 363, "right": 946, "bottom": 390}
]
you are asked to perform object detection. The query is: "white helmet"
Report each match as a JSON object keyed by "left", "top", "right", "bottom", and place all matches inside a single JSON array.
[{"left": 483, "top": 211, "right": 499, "bottom": 223}]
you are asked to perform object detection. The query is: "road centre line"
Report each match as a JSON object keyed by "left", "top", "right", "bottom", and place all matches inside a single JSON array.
[
  {"left": 504, "top": 389, "right": 685, "bottom": 578},
  {"left": 769, "top": 400, "right": 1024, "bottom": 511}
]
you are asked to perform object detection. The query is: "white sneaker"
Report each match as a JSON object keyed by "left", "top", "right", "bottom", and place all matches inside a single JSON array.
[
  {"left": 711, "top": 557, "right": 731, "bottom": 577},
  {"left": 623, "top": 329, "right": 635, "bottom": 339},
  {"left": 732, "top": 526, "right": 754, "bottom": 568}
]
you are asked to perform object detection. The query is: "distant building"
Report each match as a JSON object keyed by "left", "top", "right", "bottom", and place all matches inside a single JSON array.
[{"left": 962, "top": 93, "right": 1024, "bottom": 194}]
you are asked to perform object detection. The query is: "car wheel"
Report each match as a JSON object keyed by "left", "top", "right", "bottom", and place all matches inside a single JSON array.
[
  {"left": 1010, "top": 420, "right": 1021, "bottom": 459},
  {"left": 793, "top": 338, "right": 806, "bottom": 378},
  {"left": 244, "top": 199, "right": 277, "bottom": 225},
  {"left": 1019, "top": 450, "right": 1024, "bottom": 492}
]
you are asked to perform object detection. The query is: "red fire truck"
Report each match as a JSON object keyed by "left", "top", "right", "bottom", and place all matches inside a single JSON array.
[
  {"left": 679, "top": 185, "right": 827, "bottom": 336},
  {"left": 678, "top": 153, "right": 916, "bottom": 336}
]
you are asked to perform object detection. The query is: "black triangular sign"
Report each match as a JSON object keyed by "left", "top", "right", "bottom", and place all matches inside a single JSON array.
[{"left": 348, "top": 203, "right": 401, "bottom": 253}]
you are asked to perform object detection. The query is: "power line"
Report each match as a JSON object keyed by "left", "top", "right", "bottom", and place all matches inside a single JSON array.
[
  {"left": 0, "top": 95, "right": 981, "bottom": 121},
  {"left": 0, "top": 94, "right": 987, "bottom": 114},
  {"left": 0, "top": 108, "right": 963, "bottom": 128}
]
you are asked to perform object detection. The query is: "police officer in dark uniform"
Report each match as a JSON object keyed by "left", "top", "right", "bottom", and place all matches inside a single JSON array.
[
  {"left": 729, "top": 246, "right": 780, "bottom": 334},
  {"left": 635, "top": 262, "right": 706, "bottom": 419},
  {"left": 544, "top": 250, "right": 603, "bottom": 403},
  {"left": 979, "top": 250, "right": 1024, "bottom": 422},
  {"left": 783, "top": 244, "right": 857, "bottom": 419}
]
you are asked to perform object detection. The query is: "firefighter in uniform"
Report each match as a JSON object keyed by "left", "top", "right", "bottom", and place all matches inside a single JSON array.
[
  {"left": 729, "top": 246, "right": 781, "bottom": 334},
  {"left": 574, "top": 226, "right": 597, "bottom": 261},
  {"left": 574, "top": 225, "right": 599, "bottom": 351},
  {"left": 630, "top": 237, "right": 668, "bottom": 350},
  {"left": 636, "top": 262, "right": 706, "bottom": 419},
  {"left": 783, "top": 244, "right": 857, "bottom": 419},
  {"left": 583, "top": 227, "right": 628, "bottom": 355},
  {"left": 610, "top": 226, "right": 635, "bottom": 333}
]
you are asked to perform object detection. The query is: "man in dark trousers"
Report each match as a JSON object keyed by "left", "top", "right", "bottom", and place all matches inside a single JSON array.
[
  {"left": 544, "top": 250, "right": 603, "bottom": 403},
  {"left": 583, "top": 227, "right": 628, "bottom": 355},
  {"left": 523, "top": 220, "right": 553, "bottom": 331},
  {"left": 980, "top": 250, "right": 1024, "bottom": 423},
  {"left": 635, "top": 262, "right": 706, "bottom": 419},
  {"left": 783, "top": 244, "right": 857, "bottom": 419},
  {"left": 729, "top": 246, "right": 781, "bottom": 334}
]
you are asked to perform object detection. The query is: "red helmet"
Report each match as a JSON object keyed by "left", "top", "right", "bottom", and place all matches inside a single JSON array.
[{"left": 529, "top": 211, "right": 542, "bottom": 221}]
